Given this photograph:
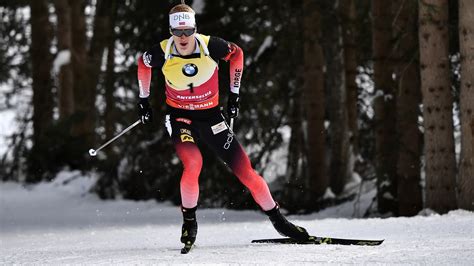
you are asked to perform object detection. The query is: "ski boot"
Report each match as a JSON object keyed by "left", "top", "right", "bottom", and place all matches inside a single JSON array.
[
  {"left": 265, "top": 203, "right": 310, "bottom": 241},
  {"left": 180, "top": 206, "right": 198, "bottom": 253}
]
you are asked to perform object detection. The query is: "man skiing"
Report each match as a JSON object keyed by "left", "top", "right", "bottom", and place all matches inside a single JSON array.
[{"left": 136, "top": 1, "right": 310, "bottom": 252}]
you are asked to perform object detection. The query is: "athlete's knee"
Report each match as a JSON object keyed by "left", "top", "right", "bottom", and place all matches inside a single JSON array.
[
  {"left": 230, "top": 152, "right": 253, "bottom": 177},
  {"left": 233, "top": 163, "right": 267, "bottom": 191},
  {"left": 237, "top": 168, "right": 266, "bottom": 189},
  {"left": 180, "top": 156, "right": 202, "bottom": 188},
  {"left": 184, "top": 154, "right": 203, "bottom": 170},
  {"left": 181, "top": 156, "right": 203, "bottom": 179}
]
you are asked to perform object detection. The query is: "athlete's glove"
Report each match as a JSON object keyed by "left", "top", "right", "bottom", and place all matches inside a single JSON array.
[
  {"left": 227, "top": 92, "right": 240, "bottom": 118},
  {"left": 137, "top": 97, "right": 153, "bottom": 124}
]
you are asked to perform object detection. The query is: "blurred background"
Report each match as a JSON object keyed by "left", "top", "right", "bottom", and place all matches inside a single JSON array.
[{"left": 0, "top": 0, "right": 472, "bottom": 216}]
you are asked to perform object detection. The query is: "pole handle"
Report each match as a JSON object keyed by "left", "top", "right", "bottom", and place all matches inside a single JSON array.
[{"left": 230, "top": 117, "right": 234, "bottom": 131}]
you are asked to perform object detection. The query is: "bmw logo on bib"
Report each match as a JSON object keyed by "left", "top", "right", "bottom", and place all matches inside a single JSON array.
[{"left": 182, "top": 63, "right": 198, "bottom": 77}]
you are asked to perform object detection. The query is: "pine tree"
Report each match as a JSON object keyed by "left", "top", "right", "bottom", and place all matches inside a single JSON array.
[
  {"left": 302, "top": 0, "right": 328, "bottom": 202},
  {"left": 322, "top": 0, "right": 351, "bottom": 196},
  {"left": 372, "top": 0, "right": 398, "bottom": 214},
  {"left": 393, "top": 0, "right": 423, "bottom": 216},
  {"left": 419, "top": 0, "right": 457, "bottom": 213},
  {"left": 341, "top": 0, "right": 359, "bottom": 158},
  {"left": 54, "top": 0, "right": 75, "bottom": 118},
  {"left": 28, "top": 0, "right": 54, "bottom": 181},
  {"left": 458, "top": 0, "right": 474, "bottom": 211}
]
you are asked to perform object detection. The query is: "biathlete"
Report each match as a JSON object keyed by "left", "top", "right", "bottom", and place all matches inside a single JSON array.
[{"left": 136, "top": 2, "right": 310, "bottom": 248}]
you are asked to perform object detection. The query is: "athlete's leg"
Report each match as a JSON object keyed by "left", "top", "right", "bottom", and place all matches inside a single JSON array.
[
  {"left": 197, "top": 114, "right": 310, "bottom": 240},
  {"left": 197, "top": 115, "right": 276, "bottom": 211},
  {"left": 166, "top": 115, "right": 202, "bottom": 209}
]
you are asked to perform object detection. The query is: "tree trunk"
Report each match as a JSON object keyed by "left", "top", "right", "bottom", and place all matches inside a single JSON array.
[
  {"left": 87, "top": 0, "right": 110, "bottom": 96},
  {"left": 419, "top": 0, "right": 457, "bottom": 213},
  {"left": 393, "top": 0, "right": 423, "bottom": 216},
  {"left": 341, "top": 0, "right": 359, "bottom": 156},
  {"left": 94, "top": 1, "right": 119, "bottom": 199},
  {"left": 69, "top": 0, "right": 91, "bottom": 145},
  {"left": 104, "top": 2, "right": 117, "bottom": 144},
  {"left": 68, "top": 0, "right": 110, "bottom": 149},
  {"left": 302, "top": 0, "right": 328, "bottom": 199},
  {"left": 54, "top": 0, "right": 74, "bottom": 118},
  {"left": 285, "top": 98, "right": 307, "bottom": 211},
  {"left": 458, "top": 0, "right": 474, "bottom": 211},
  {"left": 372, "top": 0, "right": 398, "bottom": 214},
  {"left": 29, "top": 0, "right": 54, "bottom": 181},
  {"left": 324, "top": 0, "right": 351, "bottom": 195},
  {"left": 283, "top": 2, "right": 309, "bottom": 212}
]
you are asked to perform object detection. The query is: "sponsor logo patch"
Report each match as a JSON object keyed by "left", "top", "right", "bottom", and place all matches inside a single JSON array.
[
  {"left": 211, "top": 121, "right": 228, "bottom": 135},
  {"left": 233, "top": 68, "right": 242, "bottom": 88},
  {"left": 182, "top": 63, "right": 198, "bottom": 77},
  {"left": 176, "top": 118, "right": 192, "bottom": 125},
  {"left": 223, "top": 132, "right": 233, "bottom": 150},
  {"left": 180, "top": 134, "right": 194, "bottom": 143},
  {"left": 180, "top": 129, "right": 191, "bottom": 135},
  {"left": 177, "top": 91, "right": 211, "bottom": 100},
  {"left": 178, "top": 101, "right": 215, "bottom": 110}
]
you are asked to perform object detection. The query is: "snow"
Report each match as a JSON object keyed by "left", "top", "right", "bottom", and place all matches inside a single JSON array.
[
  {"left": 1, "top": 172, "right": 473, "bottom": 264},
  {"left": 52, "top": 50, "right": 71, "bottom": 74},
  {"left": 0, "top": 109, "right": 15, "bottom": 156},
  {"left": 191, "top": 0, "right": 205, "bottom": 15},
  {"left": 254, "top": 36, "right": 273, "bottom": 61}
]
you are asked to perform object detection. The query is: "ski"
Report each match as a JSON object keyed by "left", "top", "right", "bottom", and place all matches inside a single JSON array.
[
  {"left": 252, "top": 236, "right": 384, "bottom": 246},
  {"left": 180, "top": 243, "right": 194, "bottom": 254}
]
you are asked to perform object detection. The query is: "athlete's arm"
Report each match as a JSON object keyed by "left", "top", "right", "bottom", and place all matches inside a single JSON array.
[
  {"left": 208, "top": 37, "right": 244, "bottom": 94},
  {"left": 137, "top": 56, "right": 151, "bottom": 98},
  {"left": 224, "top": 42, "right": 243, "bottom": 94},
  {"left": 137, "top": 45, "right": 165, "bottom": 98}
]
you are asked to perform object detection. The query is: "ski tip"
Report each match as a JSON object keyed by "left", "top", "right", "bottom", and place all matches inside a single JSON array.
[{"left": 357, "top": 240, "right": 384, "bottom": 245}]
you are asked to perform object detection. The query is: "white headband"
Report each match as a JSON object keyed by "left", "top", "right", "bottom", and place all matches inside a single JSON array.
[{"left": 169, "top": 12, "right": 196, "bottom": 29}]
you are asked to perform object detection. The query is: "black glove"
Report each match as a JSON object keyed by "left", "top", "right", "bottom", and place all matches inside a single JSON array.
[
  {"left": 227, "top": 92, "right": 240, "bottom": 119},
  {"left": 137, "top": 97, "right": 153, "bottom": 124}
]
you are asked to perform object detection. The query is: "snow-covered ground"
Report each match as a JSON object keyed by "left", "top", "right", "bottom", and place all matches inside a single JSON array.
[{"left": 1, "top": 172, "right": 473, "bottom": 265}]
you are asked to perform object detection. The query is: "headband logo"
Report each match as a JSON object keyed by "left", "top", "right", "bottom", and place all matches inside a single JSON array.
[
  {"left": 174, "top": 13, "right": 191, "bottom": 21},
  {"left": 170, "top": 12, "right": 195, "bottom": 28}
]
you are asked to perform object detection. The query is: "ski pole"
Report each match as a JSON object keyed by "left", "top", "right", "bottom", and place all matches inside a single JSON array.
[
  {"left": 89, "top": 119, "right": 141, "bottom": 157},
  {"left": 229, "top": 117, "right": 234, "bottom": 131}
]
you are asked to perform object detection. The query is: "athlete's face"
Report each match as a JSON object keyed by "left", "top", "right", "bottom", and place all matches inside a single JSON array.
[{"left": 171, "top": 26, "right": 196, "bottom": 56}]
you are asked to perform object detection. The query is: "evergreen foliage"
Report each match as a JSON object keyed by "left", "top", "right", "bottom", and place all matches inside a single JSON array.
[{"left": 0, "top": 0, "right": 471, "bottom": 214}]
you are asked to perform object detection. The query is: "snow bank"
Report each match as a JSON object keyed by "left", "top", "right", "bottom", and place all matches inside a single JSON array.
[{"left": 1, "top": 173, "right": 473, "bottom": 264}]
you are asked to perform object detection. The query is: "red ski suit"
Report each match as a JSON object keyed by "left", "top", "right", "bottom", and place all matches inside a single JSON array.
[{"left": 137, "top": 34, "right": 275, "bottom": 210}]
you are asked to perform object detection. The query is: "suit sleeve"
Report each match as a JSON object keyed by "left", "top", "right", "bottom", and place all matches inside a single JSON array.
[
  {"left": 137, "top": 45, "right": 164, "bottom": 98},
  {"left": 208, "top": 36, "right": 244, "bottom": 94}
]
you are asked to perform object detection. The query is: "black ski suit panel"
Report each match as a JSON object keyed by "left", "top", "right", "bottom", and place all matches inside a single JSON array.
[{"left": 167, "top": 110, "right": 241, "bottom": 170}]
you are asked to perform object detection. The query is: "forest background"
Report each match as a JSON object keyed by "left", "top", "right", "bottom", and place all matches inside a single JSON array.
[{"left": 0, "top": 0, "right": 472, "bottom": 216}]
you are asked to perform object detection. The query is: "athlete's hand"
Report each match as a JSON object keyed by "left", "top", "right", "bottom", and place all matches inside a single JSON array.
[
  {"left": 137, "top": 97, "right": 153, "bottom": 124},
  {"left": 227, "top": 92, "right": 240, "bottom": 118}
]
